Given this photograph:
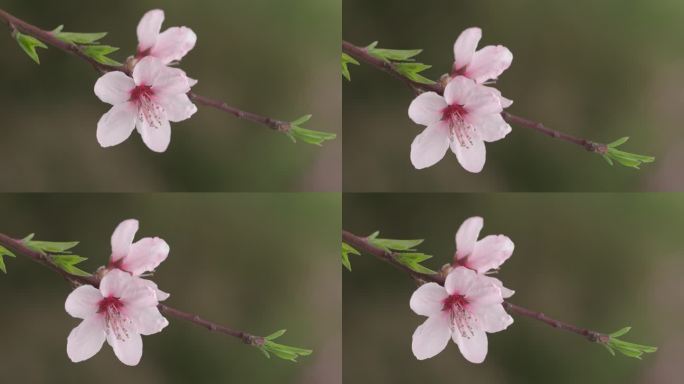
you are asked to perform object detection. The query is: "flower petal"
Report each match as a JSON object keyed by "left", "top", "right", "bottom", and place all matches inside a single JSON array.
[
  {"left": 455, "top": 216, "right": 483, "bottom": 260},
  {"left": 472, "top": 303, "right": 513, "bottom": 333},
  {"left": 120, "top": 278, "right": 158, "bottom": 309},
  {"left": 94, "top": 71, "right": 135, "bottom": 105},
  {"left": 452, "top": 322, "right": 488, "bottom": 363},
  {"left": 67, "top": 316, "right": 106, "bottom": 363},
  {"left": 151, "top": 66, "right": 192, "bottom": 97},
  {"left": 465, "top": 278, "right": 504, "bottom": 306},
  {"left": 473, "top": 113, "right": 511, "bottom": 143},
  {"left": 110, "top": 219, "right": 139, "bottom": 263},
  {"left": 138, "top": 278, "right": 170, "bottom": 301},
  {"left": 410, "top": 282, "right": 448, "bottom": 317},
  {"left": 100, "top": 269, "right": 133, "bottom": 298},
  {"left": 136, "top": 107, "right": 172, "bottom": 153},
  {"left": 444, "top": 266, "right": 476, "bottom": 296},
  {"left": 451, "top": 136, "right": 486, "bottom": 173},
  {"left": 483, "top": 85, "right": 513, "bottom": 109},
  {"left": 466, "top": 45, "right": 513, "bottom": 84},
  {"left": 132, "top": 56, "right": 165, "bottom": 86},
  {"left": 412, "top": 313, "right": 452, "bottom": 360},
  {"left": 453, "top": 27, "right": 482, "bottom": 71},
  {"left": 483, "top": 275, "right": 515, "bottom": 299},
  {"left": 150, "top": 26, "right": 197, "bottom": 64},
  {"left": 65, "top": 285, "right": 102, "bottom": 319},
  {"left": 468, "top": 234, "right": 514, "bottom": 273},
  {"left": 137, "top": 9, "right": 164, "bottom": 52},
  {"left": 107, "top": 325, "right": 143, "bottom": 366},
  {"left": 408, "top": 92, "right": 447, "bottom": 126},
  {"left": 130, "top": 306, "right": 169, "bottom": 336},
  {"left": 444, "top": 76, "right": 476, "bottom": 106},
  {"left": 410, "top": 121, "right": 450, "bottom": 169},
  {"left": 122, "top": 237, "right": 170, "bottom": 276},
  {"left": 159, "top": 93, "right": 197, "bottom": 123},
  {"left": 96, "top": 102, "right": 137, "bottom": 148},
  {"left": 464, "top": 86, "right": 502, "bottom": 118}
]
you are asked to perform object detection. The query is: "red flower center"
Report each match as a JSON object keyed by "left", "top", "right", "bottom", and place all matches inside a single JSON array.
[
  {"left": 98, "top": 296, "right": 123, "bottom": 313},
  {"left": 130, "top": 85, "right": 154, "bottom": 102},
  {"left": 442, "top": 294, "right": 468, "bottom": 311}
]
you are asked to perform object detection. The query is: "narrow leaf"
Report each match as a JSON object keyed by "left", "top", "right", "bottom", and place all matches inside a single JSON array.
[{"left": 15, "top": 32, "right": 48, "bottom": 64}]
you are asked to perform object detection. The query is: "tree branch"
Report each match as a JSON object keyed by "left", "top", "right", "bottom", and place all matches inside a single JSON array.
[
  {"left": 0, "top": 8, "right": 292, "bottom": 133},
  {"left": 342, "top": 40, "right": 608, "bottom": 155},
  {"left": 342, "top": 230, "right": 610, "bottom": 344},
  {"left": 0, "top": 232, "right": 264, "bottom": 347}
]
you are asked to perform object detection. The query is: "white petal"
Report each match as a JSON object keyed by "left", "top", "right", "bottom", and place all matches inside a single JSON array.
[
  {"left": 408, "top": 92, "right": 447, "bottom": 126},
  {"left": 122, "top": 237, "right": 170, "bottom": 276},
  {"left": 120, "top": 278, "right": 159, "bottom": 309},
  {"left": 483, "top": 275, "right": 515, "bottom": 299},
  {"left": 151, "top": 66, "right": 192, "bottom": 97},
  {"left": 455, "top": 216, "right": 483, "bottom": 261},
  {"left": 444, "top": 267, "right": 476, "bottom": 296},
  {"left": 410, "top": 122, "right": 450, "bottom": 169},
  {"left": 96, "top": 102, "right": 137, "bottom": 148},
  {"left": 474, "top": 113, "right": 511, "bottom": 143},
  {"left": 451, "top": 136, "right": 486, "bottom": 173},
  {"left": 468, "top": 235, "right": 514, "bottom": 273},
  {"left": 130, "top": 306, "right": 169, "bottom": 336},
  {"left": 107, "top": 325, "right": 143, "bottom": 366},
  {"left": 466, "top": 45, "right": 513, "bottom": 84},
  {"left": 452, "top": 322, "right": 488, "bottom": 363},
  {"left": 137, "top": 9, "right": 164, "bottom": 52},
  {"left": 453, "top": 27, "right": 482, "bottom": 71},
  {"left": 138, "top": 279, "right": 170, "bottom": 301},
  {"left": 67, "top": 316, "right": 106, "bottom": 363},
  {"left": 159, "top": 93, "right": 197, "bottom": 123},
  {"left": 110, "top": 219, "right": 139, "bottom": 263},
  {"left": 464, "top": 86, "right": 502, "bottom": 118},
  {"left": 444, "top": 76, "right": 477, "bottom": 106},
  {"left": 132, "top": 56, "right": 165, "bottom": 86},
  {"left": 136, "top": 105, "right": 172, "bottom": 153},
  {"left": 410, "top": 282, "right": 448, "bottom": 317},
  {"left": 150, "top": 26, "right": 197, "bottom": 64},
  {"left": 465, "top": 279, "right": 504, "bottom": 306},
  {"left": 472, "top": 303, "right": 513, "bottom": 333},
  {"left": 65, "top": 285, "right": 102, "bottom": 319},
  {"left": 94, "top": 72, "right": 135, "bottom": 105},
  {"left": 411, "top": 313, "right": 452, "bottom": 360},
  {"left": 100, "top": 269, "right": 133, "bottom": 298}
]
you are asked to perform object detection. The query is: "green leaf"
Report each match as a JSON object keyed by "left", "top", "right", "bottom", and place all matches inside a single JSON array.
[
  {"left": 22, "top": 237, "right": 79, "bottom": 254},
  {"left": 341, "top": 53, "right": 359, "bottom": 81},
  {"left": 601, "top": 137, "right": 655, "bottom": 169},
  {"left": 395, "top": 62, "right": 436, "bottom": 84},
  {"left": 366, "top": 232, "right": 424, "bottom": 252},
  {"left": 51, "top": 255, "right": 91, "bottom": 277},
  {"left": 81, "top": 45, "right": 122, "bottom": 66},
  {"left": 256, "top": 330, "right": 313, "bottom": 362},
  {"left": 342, "top": 242, "right": 359, "bottom": 271},
  {"left": 55, "top": 31, "right": 108, "bottom": 45},
  {"left": 286, "top": 115, "right": 336, "bottom": 146},
  {"left": 363, "top": 41, "right": 436, "bottom": 84},
  {"left": 0, "top": 245, "right": 17, "bottom": 274},
  {"left": 607, "top": 137, "right": 630, "bottom": 148},
  {"left": 393, "top": 253, "right": 437, "bottom": 274},
  {"left": 15, "top": 31, "right": 48, "bottom": 64},
  {"left": 602, "top": 326, "right": 657, "bottom": 359},
  {"left": 610, "top": 326, "right": 632, "bottom": 338},
  {"left": 366, "top": 231, "right": 435, "bottom": 274}
]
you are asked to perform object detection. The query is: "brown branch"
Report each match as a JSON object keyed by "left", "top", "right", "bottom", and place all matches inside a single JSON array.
[
  {"left": 0, "top": 232, "right": 264, "bottom": 347},
  {"left": 0, "top": 7, "right": 291, "bottom": 133},
  {"left": 342, "top": 230, "right": 610, "bottom": 344},
  {"left": 342, "top": 40, "right": 608, "bottom": 154}
]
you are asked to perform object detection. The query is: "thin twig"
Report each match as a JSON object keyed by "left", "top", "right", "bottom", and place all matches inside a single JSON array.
[
  {"left": 0, "top": 7, "right": 291, "bottom": 133},
  {"left": 342, "top": 230, "right": 610, "bottom": 344},
  {"left": 0, "top": 232, "right": 263, "bottom": 346},
  {"left": 342, "top": 40, "right": 608, "bottom": 154}
]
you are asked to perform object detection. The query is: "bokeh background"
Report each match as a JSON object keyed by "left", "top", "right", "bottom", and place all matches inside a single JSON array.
[
  {"left": 344, "top": 194, "right": 683, "bottom": 383},
  {"left": 0, "top": 193, "right": 341, "bottom": 384},
  {"left": 343, "top": 0, "right": 684, "bottom": 191},
  {"left": 0, "top": 0, "right": 340, "bottom": 191}
]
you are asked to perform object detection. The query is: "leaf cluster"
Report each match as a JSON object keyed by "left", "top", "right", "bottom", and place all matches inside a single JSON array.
[
  {"left": 21, "top": 234, "right": 91, "bottom": 276},
  {"left": 286, "top": 114, "right": 337, "bottom": 146},
  {"left": 256, "top": 329, "right": 313, "bottom": 362},
  {"left": 601, "top": 137, "right": 655, "bottom": 169}
]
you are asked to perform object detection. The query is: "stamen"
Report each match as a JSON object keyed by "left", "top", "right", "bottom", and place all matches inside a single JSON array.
[
  {"left": 442, "top": 104, "right": 475, "bottom": 149},
  {"left": 130, "top": 85, "right": 165, "bottom": 130},
  {"left": 98, "top": 296, "right": 132, "bottom": 342},
  {"left": 443, "top": 294, "right": 476, "bottom": 339}
]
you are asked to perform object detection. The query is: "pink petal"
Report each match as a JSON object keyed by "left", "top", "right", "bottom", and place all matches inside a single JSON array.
[
  {"left": 138, "top": 278, "right": 170, "bottom": 301},
  {"left": 120, "top": 279, "right": 158, "bottom": 309},
  {"left": 410, "top": 282, "right": 448, "bottom": 317},
  {"left": 455, "top": 216, "right": 483, "bottom": 260},
  {"left": 452, "top": 323, "right": 488, "bottom": 363},
  {"left": 443, "top": 76, "right": 476, "bottom": 106},
  {"left": 465, "top": 45, "right": 513, "bottom": 84},
  {"left": 67, "top": 316, "right": 106, "bottom": 363},
  {"left": 130, "top": 306, "right": 169, "bottom": 336},
  {"left": 160, "top": 93, "right": 197, "bottom": 123},
  {"left": 94, "top": 71, "right": 135, "bottom": 105},
  {"left": 484, "top": 275, "right": 515, "bottom": 299},
  {"left": 411, "top": 313, "right": 452, "bottom": 360},
  {"left": 464, "top": 86, "right": 502, "bottom": 118},
  {"left": 107, "top": 323, "right": 143, "bottom": 366},
  {"left": 136, "top": 107, "right": 171, "bottom": 153},
  {"left": 100, "top": 269, "right": 133, "bottom": 298},
  {"left": 465, "top": 279, "right": 504, "bottom": 306},
  {"left": 150, "top": 26, "right": 197, "bottom": 64},
  {"left": 472, "top": 303, "right": 513, "bottom": 333},
  {"left": 453, "top": 27, "right": 482, "bottom": 71},
  {"left": 137, "top": 9, "right": 164, "bottom": 52},
  {"left": 473, "top": 113, "right": 511, "bottom": 143},
  {"left": 410, "top": 121, "right": 450, "bottom": 169},
  {"left": 468, "top": 235, "right": 514, "bottom": 273},
  {"left": 65, "top": 285, "right": 102, "bottom": 319},
  {"left": 451, "top": 136, "right": 486, "bottom": 173},
  {"left": 132, "top": 56, "right": 165, "bottom": 86},
  {"left": 444, "top": 266, "right": 476, "bottom": 296},
  {"left": 96, "top": 102, "right": 137, "bottom": 148},
  {"left": 123, "top": 237, "right": 170, "bottom": 276},
  {"left": 408, "top": 92, "right": 447, "bottom": 126},
  {"left": 483, "top": 85, "right": 513, "bottom": 108},
  {"left": 110, "top": 219, "right": 139, "bottom": 263},
  {"left": 151, "top": 66, "right": 192, "bottom": 97}
]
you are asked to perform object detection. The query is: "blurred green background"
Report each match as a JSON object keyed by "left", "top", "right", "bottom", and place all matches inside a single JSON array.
[
  {"left": 343, "top": 0, "right": 683, "bottom": 191},
  {"left": 343, "top": 194, "right": 682, "bottom": 383},
  {"left": 0, "top": 193, "right": 341, "bottom": 383},
  {"left": 0, "top": 0, "right": 340, "bottom": 191}
]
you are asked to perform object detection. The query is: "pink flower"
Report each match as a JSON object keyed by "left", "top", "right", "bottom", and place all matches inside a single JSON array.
[
  {"left": 408, "top": 76, "right": 511, "bottom": 173},
  {"left": 454, "top": 216, "right": 515, "bottom": 298},
  {"left": 65, "top": 269, "right": 168, "bottom": 366},
  {"left": 410, "top": 267, "right": 513, "bottom": 363},
  {"left": 94, "top": 56, "right": 197, "bottom": 152},
  {"left": 136, "top": 9, "right": 197, "bottom": 65},
  {"left": 453, "top": 27, "right": 512, "bottom": 85}
]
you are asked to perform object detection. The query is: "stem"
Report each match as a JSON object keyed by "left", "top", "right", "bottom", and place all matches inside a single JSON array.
[
  {"left": 0, "top": 232, "right": 263, "bottom": 347},
  {"left": 342, "top": 230, "right": 610, "bottom": 344},
  {"left": 342, "top": 40, "right": 608, "bottom": 154},
  {"left": 0, "top": 7, "right": 290, "bottom": 133}
]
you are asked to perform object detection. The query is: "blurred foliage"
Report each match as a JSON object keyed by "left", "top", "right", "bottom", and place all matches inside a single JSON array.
[
  {"left": 343, "top": 194, "right": 683, "bottom": 383},
  {"left": 0, "top": 0, "right": 341, "bottom": 191},
  {"left": 343, "top": 0, "right": 684, "bottom": 191},
  {"left": 0, "top": 193, "right": 341, "bottom": 384}
]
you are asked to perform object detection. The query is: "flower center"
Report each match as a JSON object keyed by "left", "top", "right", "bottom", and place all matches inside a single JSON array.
[
  {"left": 442, "top": 294, "right": 476, "bottom": 339},
  {"left": 130, "top": 85, "right": 164, "bottom": 129},
  {"left": 441, "top": 104, "right": 475, "bottom": 148},
  {"left": 98, "top": 296, "right": 131, "bottom": 342}
]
